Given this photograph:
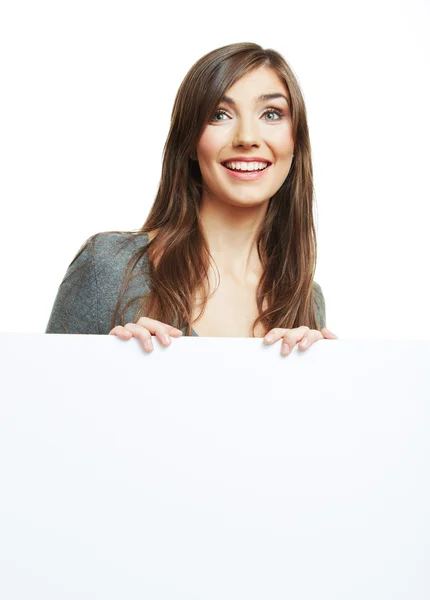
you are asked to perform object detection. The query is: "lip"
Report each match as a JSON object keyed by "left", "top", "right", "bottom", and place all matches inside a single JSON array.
[
  {"left": 221, "top": 162, "right": 272, "bottom": 181},
  {"left": 222, "top": 156, "right": 272, "bottom": 164}
]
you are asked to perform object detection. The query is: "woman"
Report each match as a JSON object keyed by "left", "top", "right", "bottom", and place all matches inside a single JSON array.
[{"left": 46, "top": 42, "right": 338, "bottom": 356}]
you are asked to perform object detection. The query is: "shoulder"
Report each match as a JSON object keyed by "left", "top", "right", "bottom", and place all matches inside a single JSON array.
[
  {"left": 312, "top": 280, "right": 324, "bottom": 297},
  {"left": 91, "top": 231, "right": 148, "bottom": 257},
  {"left": 62, "top": 230, "right": 151, "bottom": 295},
  {"left": 88, "top": 231, "right": 150, "bottom": 277},
  {"left": 90, "top": 230, "right": 152, "bottom": 302},
  {"left": 312, "top": 281, "right": 326, "bottom": 329},
  {"left": 312, "top": 281, "right": 325, "bottom": 305}
]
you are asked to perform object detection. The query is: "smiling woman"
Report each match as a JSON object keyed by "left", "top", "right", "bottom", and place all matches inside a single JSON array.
[
  {"left": 46, "top": 42, "right": 336, "bottom": 351},
  {"left": 197, "top": 68, "right": 294, "bottom": 210}
]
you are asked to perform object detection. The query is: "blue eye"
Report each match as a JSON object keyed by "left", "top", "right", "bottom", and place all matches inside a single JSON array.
[
  {"left": 262, "top": 108, "right": 284, "bottom": 120},
  {"left": 211, "top": 108, "right": 284, "bottom": 122},
  {"left": 211, "top": 109, "right": 228, "bottom": 122}
]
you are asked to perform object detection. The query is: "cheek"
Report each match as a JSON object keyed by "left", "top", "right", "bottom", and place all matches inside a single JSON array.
[
  {"left": 270, "top": 127, "right": 294, "bottom": 158},
  {"left": 197, "top": 128, "right": 224, "bottom": 162}
]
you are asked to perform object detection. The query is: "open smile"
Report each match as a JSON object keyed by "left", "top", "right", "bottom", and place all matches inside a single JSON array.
[{"left": 220, "top": 163, "right": 272, "bottom": 181}]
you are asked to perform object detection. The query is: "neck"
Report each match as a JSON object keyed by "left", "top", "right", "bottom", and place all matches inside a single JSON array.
[{"left": 198, "top": 191, "right": 268, "bottom": 284}]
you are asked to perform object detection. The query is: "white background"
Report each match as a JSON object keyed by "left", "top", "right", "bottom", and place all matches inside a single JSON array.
[{"left": 0, "top": 0, "right": 429, "bottom": 339}]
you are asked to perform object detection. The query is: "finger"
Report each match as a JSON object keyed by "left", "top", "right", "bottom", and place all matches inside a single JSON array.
[
  {"left": 296, "top": 328, "right": 324, "bottom": 351},
  {"left": 135, "top": 317, "right": 182, "bottom": 334},
  {"left": 281, "top": 326, "right": 312, "bottom": 355},
  {"left": 135, "top": 318, "right": 182, "bottom": 344},
  {"left": 263, "top": 328, "right": 292, "bottom": 344},
  {"left": 264, "top": 326, "right": 310, "bottom": 347},
  {"left": 264, "top": 326, "right": 313, "bottom": 356},
  {"left": 135, "top": 317, "right": 162, "bottom": 328},
  {"left": 123, "top": 323, "right": 154, "bottom": 352},
  {"left": 109, "top": 326, "right": 133, "bottom": 340},
  {"left": 321, "top": 327, "right": 338, "bottom": 339},
  {"left": 169, "top": 327, "right": 184, "bottom": 336},
  {"left": 154, "top": 327, "right": 184, "bottom": 344}
]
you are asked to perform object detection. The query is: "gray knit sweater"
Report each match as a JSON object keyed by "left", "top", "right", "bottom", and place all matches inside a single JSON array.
[{"left": 45, "top": 232, "right": 326, "bottom": 336}]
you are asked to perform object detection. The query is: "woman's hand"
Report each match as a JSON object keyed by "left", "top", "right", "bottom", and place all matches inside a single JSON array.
[
  {"left": 109, "top": 317, "right": 183, "bottom": 353},
  {"left": 263, "top": 326, "right": 338, "bottom": 356}
]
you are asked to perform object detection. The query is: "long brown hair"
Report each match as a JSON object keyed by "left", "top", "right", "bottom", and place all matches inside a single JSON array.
[{"left": 74, "top": 42, "right": 324, "bottom": 336}]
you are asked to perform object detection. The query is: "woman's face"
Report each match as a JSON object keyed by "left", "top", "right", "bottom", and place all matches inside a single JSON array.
[{"left": 196, "top": 66, "right": 294, "bottom": 208}]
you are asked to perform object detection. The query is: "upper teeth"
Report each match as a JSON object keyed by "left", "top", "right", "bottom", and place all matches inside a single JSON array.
[{"left": 224, "top": 161, "right": 269, "bottom": 171}]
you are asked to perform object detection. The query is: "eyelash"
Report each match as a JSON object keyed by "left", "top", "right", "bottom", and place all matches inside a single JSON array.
[{"left": 211, "top": 107, "right": 285, "bottom": 122}]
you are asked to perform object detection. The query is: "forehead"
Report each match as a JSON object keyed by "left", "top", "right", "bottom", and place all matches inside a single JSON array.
[{"left": 223, "top": 66, "right": 288, "bottom": 101}]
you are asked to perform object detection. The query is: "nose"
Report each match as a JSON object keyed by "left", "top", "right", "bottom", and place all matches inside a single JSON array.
[{"left": 233, "top": 116, "right": 261, "bottom": 148}]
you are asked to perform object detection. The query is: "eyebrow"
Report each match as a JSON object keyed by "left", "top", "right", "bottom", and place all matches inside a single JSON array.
[{"left": 220, "top": 93, "right": 289, "bottom": 106}]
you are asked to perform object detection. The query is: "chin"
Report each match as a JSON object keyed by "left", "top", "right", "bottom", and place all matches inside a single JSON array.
[{"left": 226, "top": 194, "right": 271, "bottom": 207}]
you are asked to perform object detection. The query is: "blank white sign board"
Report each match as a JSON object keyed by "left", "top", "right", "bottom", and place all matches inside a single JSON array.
[{"left": 0, "top": 333, "right": 429, "bottom": 599}]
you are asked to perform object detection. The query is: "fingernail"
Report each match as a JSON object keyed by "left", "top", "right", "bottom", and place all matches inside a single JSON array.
[
  {"left": 301, "top": 337, "right": 309, "bottom": 347},
  {"left": 144, "top": 339, "right": 153, "bottom": 351},
  {"left": 163, "top": 334, "right": 171, "bottom": 345},
  {"left": 281, "top": 343, "right": 290, "bottom": 355},
  {"left": 265, "top": 334, "right": 274, "bottom": 343}
]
